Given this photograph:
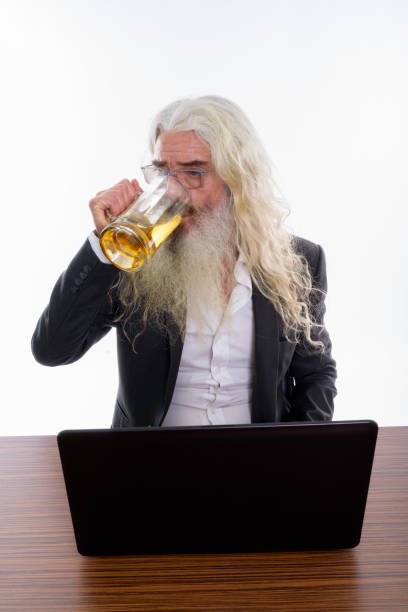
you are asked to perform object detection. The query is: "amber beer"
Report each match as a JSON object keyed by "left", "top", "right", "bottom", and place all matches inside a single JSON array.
[
  {"left": 100, "top": 210, "right": 183, "bottom": 271},
  {"left": 99, "top": 175, "right": 190, "bottom": 271}
]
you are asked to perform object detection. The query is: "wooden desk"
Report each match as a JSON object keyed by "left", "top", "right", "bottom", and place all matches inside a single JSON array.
[{"left": 0, "top": 428, "right": 407, "bottom": 611}]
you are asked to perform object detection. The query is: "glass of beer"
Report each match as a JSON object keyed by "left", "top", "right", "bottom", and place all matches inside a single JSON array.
[{"left": 99, "top": 175, "right": 190, "bottom": 271}]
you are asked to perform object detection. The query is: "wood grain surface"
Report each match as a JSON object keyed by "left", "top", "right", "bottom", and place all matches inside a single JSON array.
[{"left": 0, "top": 427, "right": 407, "bottom": 611}]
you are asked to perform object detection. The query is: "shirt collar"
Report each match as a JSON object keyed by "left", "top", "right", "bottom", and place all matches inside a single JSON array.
[{"left": 234, "top": 254, "right": 252, "bottom": 293}]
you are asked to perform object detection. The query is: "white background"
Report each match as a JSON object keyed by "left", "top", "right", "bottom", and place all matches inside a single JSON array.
[{"left": 1, "top": 0, "right": 407, "bottom": 434}]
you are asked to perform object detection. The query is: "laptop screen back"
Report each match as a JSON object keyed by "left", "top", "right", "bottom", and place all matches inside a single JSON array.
[{"left": 57, "top": 420, "right": 378, "bottom": 555}]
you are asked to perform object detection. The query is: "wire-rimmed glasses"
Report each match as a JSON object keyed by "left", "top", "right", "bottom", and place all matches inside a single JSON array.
[{"left": 141, "top": 165, "right": 208, "bottom": 189}]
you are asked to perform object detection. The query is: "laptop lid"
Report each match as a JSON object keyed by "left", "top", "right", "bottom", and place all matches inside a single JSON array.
[{"left": 57, "top": 420, "right": 378, "bottom": 555}]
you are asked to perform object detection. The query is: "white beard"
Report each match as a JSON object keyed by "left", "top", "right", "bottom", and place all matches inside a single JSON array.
[{"left": 119, "top": 193, "right": 237, "bottom": 338}]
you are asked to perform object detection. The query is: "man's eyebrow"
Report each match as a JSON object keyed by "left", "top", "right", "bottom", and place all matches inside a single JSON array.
[
  {"left": 152, "top": 159, "right": 208, "bottom": 168},
  {"left": 177, "top": 160, "right": 208, "bottom": 167}
]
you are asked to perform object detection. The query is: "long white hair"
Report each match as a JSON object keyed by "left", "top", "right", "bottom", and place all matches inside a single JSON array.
[{"left": 140, "top": 95, "right": 323, "bottom": 348}]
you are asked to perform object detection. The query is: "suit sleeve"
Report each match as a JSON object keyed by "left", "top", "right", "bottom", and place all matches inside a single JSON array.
[
  {"left": 288, "top": 244, "right": 337, "bottom": 420},
  {"left": 31, "top": 239, "right": 120, "bottom": 366}
]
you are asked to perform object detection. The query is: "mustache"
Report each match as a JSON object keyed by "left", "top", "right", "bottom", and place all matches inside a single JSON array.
[
  {"left": 182, "top": 189, "right": 232, "bottom": 221},
  {"left": 185, "top": 205, "right": 197, "bottom": 216}
]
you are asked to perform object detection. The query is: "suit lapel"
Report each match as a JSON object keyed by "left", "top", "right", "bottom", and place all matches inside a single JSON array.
[
  {"left": 163, "top": 315, "right": 184, "bottom": 413},
  {"left": 252, "top": 284, "right": 280, "bottom": 422}
]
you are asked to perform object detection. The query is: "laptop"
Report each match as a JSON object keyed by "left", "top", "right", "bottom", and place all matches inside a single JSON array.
[{"left": 57, "top": 420, "right": 378, "bottom": 555}]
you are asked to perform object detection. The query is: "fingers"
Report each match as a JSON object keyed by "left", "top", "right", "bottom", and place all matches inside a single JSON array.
[
  {"left": 131, "top": 178, "right": 143, "bottom": 193},
  {"left": 89, "top": 178, "right": 143, "bottom": 236},
  {"left": 89, "top": 201, "right": 111, "bottom": 237}
]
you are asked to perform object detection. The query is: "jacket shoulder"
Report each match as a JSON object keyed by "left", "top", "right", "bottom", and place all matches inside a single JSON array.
[{"left": 291, "top": 235, "right": 321, "bottom": 269}]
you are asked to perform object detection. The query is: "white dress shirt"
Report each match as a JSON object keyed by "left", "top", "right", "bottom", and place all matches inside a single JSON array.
[
  {"left": 89, "top": 231, "right": 111, "bottom": 263},
  {"left": 162, "top": 258, "right": 254, "bottom": 427},
  {"left": 88, "top": 234, "right": 255, "bottom": 427}
]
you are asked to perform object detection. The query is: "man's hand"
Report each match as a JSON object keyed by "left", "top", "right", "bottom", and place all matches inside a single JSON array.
[{"left": 89, "top": 178, "right": 143, "bottom": 237}]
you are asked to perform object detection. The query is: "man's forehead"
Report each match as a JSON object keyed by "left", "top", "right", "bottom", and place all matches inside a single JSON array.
[{"left": 154, "top": 130, "right": 211, "bottom": 163}]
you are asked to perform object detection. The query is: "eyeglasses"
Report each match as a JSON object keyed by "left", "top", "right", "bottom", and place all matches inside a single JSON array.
[{"left": 141, "top": 165, "right": 209, "bottom": 190}]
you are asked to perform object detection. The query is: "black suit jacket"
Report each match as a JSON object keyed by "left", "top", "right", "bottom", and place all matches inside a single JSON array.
[{"left": 32, "top": 236, "right": 337, "bottom": 426}]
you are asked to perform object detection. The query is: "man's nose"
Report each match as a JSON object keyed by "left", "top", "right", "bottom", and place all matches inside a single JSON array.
[{"left": 167, "top": 174, "right": 189, "bottom": 201}]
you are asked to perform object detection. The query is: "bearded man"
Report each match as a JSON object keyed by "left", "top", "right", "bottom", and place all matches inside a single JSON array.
[{"left": 32, "top": 96, "right": 337, "bottom": 427}]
